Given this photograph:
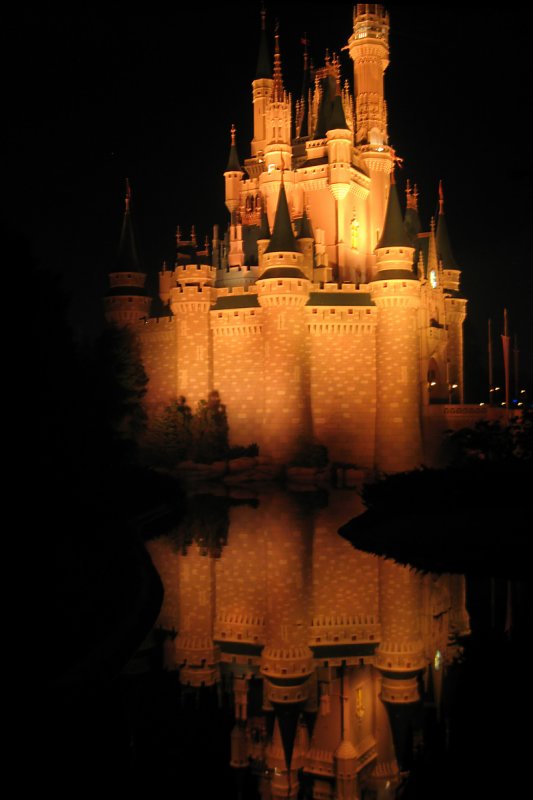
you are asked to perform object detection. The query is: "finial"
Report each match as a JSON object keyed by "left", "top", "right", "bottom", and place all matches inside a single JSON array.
[
  {"left": 176, "top": 225, "right": 182, "bottom": 245},
  {"left": 125, "top": 178, "right": 131, "bottom": 213},
  {"left": 162, "top": 259, "right": 167, "bottom": 272},
  {"left": 191, "top": 225, "right": 197, "bottom": 246},
  {"left": 430, "top": 216, "right": 436, "bottom": 234},
  {"left": 204, "top": 234, "right": 209, "bottom": 250},
  {"left": 418, "top": 250, "right": 425, "bottom": 281},
  {"left": 273, "top": 19, "right": 284, "bottom": 102},
  {"left": 231, "top": 123, "right": 236, "bottom": 146},
  {"left": 260, "top": 1, "right": 266, "bottom": 31},
  {"left": 438, "top": 179, "right": 445, "bottom": 214},
  {"left": 406, "top": 179, "right": 419, "bottom": 211}
]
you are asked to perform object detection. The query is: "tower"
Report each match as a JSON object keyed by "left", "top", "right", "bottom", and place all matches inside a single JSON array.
[
  {"left": 256, "top": 181, "right": 311, "bottom": 463},
  {"left": 104, "top": 180, "right": 151, "bottom": 327},
  {"left": 348, "top": 4, "right": 393, "bottom": 267},
  {"left": 370, "top": 176, "right": 422, "bottom": 473}
]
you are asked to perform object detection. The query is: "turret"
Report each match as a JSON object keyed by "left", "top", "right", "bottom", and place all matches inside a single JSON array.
[
  {"left": 252, "top": 7, "right": 274, "bottom": 158},
  {"left": 169, "top": 229, "right": 214, "bottom": 407},
  {"left": 349, "top": 5, "right": 393, "bottom": 261},
  {"left": 256, "top": 182, "right": 311, "bottom": 463},
  {"left": 224, "top": 124, "right": 244, "bottom": 214},
  {"left": 437, "top": 182, "right": 467, "bottom": 402},
  {"left": 263, "top": 24, "right": 292, "bottom": 173},
  {"left": 370, "top": 177, "right": 422, "bottom": 473},
  {"left": 104, "top": 180, "right": 151, "bottom": 327},
  {"left": 296, "top": 207, "right": 314, "bottom": 280}
]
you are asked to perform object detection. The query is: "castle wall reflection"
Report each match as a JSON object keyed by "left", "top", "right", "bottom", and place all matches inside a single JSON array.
[{"left": 146, "top": 488, "right": 469, "bottom": 799}]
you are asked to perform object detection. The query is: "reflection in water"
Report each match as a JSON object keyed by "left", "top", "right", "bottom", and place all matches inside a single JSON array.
[{"left": 146, "top": 488, "right": 470, "bottom": 799}]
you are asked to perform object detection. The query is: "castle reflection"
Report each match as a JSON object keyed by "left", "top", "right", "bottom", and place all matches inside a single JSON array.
[{"left": 146, "top": 488, "right": 470, "bottom": 799}]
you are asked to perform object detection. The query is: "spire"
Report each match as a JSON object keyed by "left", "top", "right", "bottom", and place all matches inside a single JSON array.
[
  {"left": 265, "top": 182, "right": 298, "bottom": 253},
  {"left": 295, "top": 33, "right": 310, "bottom": 138},
  {"left": 255, "top": 3, "right": 272, "bottom": 79},
  {"left": 376, "top": 177, "right": 411, "bottom": 249},
  {"left": 329, "top": 93, "right": 349, "bottom": 130},
  {"left": 436, "top": 181, "right": 458, "bottom": 269},
  {"left": 297, "top": 206, "right": 313, "bottom": 239},
  {"left": 272, "top": 21, "right": 285, "bottom": 102},
  {"left": 226, "top": 124, "right": 243, "bottom": 172},
  {"left": 258, "top": 208, "right": 271, "bottom": 240},
  {"left": 116, "top": 177, "right": 141, "bottom": 272}
]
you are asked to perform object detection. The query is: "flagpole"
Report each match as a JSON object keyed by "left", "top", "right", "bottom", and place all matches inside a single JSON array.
[
  {"left": 513, "top": 334, "right": 519, "bottom": 402},
  {"left": 501, "top": 309, "right": 510, "bottom": 420},
  {"left": 488, "top": 318, "right": 493, "bottom": 406}
]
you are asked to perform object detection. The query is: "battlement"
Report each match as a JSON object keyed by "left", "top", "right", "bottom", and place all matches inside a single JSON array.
[
  {"left": 173, "top": 263, "right": 214, "bottom": 285},
  {"left": 309, "top": 614, "right": 381, "bottom": 645},
  {"left": 214, "top": 613, "right": 265, "bottom": 645},
  {"left": 353, "top": 4, "right": 389, "bottom": 34},
  {"left": 375, "top": 639, "right": 425, "bottom": 672}
]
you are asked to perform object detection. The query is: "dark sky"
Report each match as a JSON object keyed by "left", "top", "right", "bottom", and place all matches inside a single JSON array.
[{"left": 11, "top": 4, "right": 533, "bottom": 401}]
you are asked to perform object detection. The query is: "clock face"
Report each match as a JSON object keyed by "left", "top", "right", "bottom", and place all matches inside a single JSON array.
[{"left": 429, "top": 269, "right": 438, "bottom": 288}]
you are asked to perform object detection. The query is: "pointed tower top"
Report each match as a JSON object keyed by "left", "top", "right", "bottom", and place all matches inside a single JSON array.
[
  {"left": 436, "top": 181, "right": 458, "bottom": 269},
  {"left": 297, "top": 206, "right": 313, "bottom": 239},
  {"left": 272, "top": 21, "right": 285, "bottom": 102},
  {"left": 124, "top": 177, "right": 131, "bottom": 213},
  {"left": 226, "top": 124, "right": 243, "bottom": 172},
  {"left": 329, "top": 93, "right": 349, "bottom": 130},
  {"left": 116, "top": 178, "right": 141, "bottom": 272},
  {"left": 376, "top": 179, "right": 411, "bottom": 249},
  {"left": 255, "top": 4, "right": 272, "bottom": 79},
  {"left": 258, "top": 207, "right": 271, "bottom": 240},
  {"left": 265, "top": 183, "right": 298, "bottom": 253}
]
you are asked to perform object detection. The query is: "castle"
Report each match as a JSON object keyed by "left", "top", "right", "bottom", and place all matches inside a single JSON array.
[{"left": 104, "top": 4, "right": 468, "bottom": 473}]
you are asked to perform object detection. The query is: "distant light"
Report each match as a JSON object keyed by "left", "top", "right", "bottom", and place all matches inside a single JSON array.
[
  {"left": 434, "top": 649, "right": 442, "bottom": 671},
  {"left": 520, "top": 389, "right": 526, "bottom": 394},
  {"left": 501, "top": 402, "right": 506, "bottom": 407},
  {"left": 451, "top": 384, "right": 458, "bottom": 389},
  {"left": 495, "top": 386, "right": 501, "bottom": 391},
  {"left": 479, "top": 402, "right": 485, "bottom": 406},
  {"left": 430, "top": 381, "right": 437, "bottom": 387},
  {"left": 518, "top": 402, "right": 523, "bottom": 407},
  {"left": 377, "top": 146, "right": 384, "bottom": 152}
]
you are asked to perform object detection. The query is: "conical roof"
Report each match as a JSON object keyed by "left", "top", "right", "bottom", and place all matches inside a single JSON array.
[
  {"left": 436, "top": 212, "right": 458, "bottom": 269},
  {"left": 376, "top": 179, "right": 412, "bottom": 249},
  {"left": 258, "top": 208, "right": 271, "bottom": 239},
  {"left": 115, "top": 181, "right": 142, "bottom": 273},
  {"left": 313, "top": 75, "right": 349, "bottom": 139},
  {"left": 297, "top": 207, "right": 313, "bottom": 239},
  {"left": 255, "top": 10, "right": 272, "bottom": 79},
  {"left": 265, "top": 182, "right": 298, "bottom": 253},
  {"left": 436, "top": 181, "right": 458, "bottom": 268},
  {"left": 226, "top": 125, "right": 243, "bottom": 172}
]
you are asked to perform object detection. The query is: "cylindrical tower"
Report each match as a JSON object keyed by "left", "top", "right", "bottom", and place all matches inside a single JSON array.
[
  {"left": 376, "top": 557, "right": 425, "bottom": 773},
  {"left": 256, "top": 183, "right": 311, "bottom": 463},
  {"left": 348, "top": 5, "right": 393, "bottom": 269},
  {"left": 370, "top": 180, "right": 422, "bottom": 473},
  {"left": 104, "top": 181, "right": 151, "bottom": 327},
  {"left": 170, "top": 265, "right": 214, "bottom": 408}
]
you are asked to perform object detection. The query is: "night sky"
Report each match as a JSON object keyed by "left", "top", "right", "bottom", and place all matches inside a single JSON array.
[{"left": 12, "top": 4, "right": 533, "bottom": 401}]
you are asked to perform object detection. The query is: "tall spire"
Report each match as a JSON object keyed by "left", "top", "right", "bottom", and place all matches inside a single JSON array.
[
  {"left": 226, "top": 124, "right": 243, "bottom": 172},
  {"left": 255, "top": 3, "right": 272, "bottom": 79},
  {"left": 436, "top": 180, "right": 458, "bottom": 269},
  {"left": 117, "top": 177, "right": 141, "bottom": 272},
  {"left": 272, "top": 20, "right": 285, "bottom": 102},
  {"left": 376, "top": 175, "right": 411, "bottom": 249},
  {"left": 265, "top": 182, "right": 298, "bottom": 253}
]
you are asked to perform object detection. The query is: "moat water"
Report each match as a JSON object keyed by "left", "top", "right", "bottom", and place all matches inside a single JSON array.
[{"left": 75, "top": 483, "right": 524, "bottom": 799}]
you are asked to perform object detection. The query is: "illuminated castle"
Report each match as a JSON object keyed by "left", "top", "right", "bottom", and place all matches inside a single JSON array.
[{"left": 105, "top": 4, "right": 467, "bottom": 473}]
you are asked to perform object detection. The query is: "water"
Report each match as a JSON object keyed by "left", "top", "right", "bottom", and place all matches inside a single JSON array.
[{"left": 129, "top": 486, "right": 477, "bottom": 798}]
